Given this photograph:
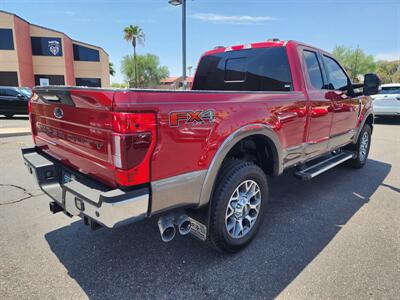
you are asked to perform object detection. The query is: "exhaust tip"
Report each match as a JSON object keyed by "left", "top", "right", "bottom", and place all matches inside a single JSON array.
[
  {"left": 161, "top": 226, "right": 176, "bottom": 242},
  {"left": 177, "top": 215, "right": 191, "bottom": 236},
  {"left": 158, "top": 216, "right": 176, "bottom": 242}
]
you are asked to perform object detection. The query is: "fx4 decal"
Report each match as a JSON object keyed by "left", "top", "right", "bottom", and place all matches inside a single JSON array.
[{"left": 169, "top": 109, "right": 215, "bottom": 127}]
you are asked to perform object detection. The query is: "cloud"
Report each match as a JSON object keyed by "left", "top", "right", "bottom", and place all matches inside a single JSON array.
[
  {"left": 192, "top": 13, "right": 277, "bottom": 25},
  {"left": 375, "top": 51, "right": 400, "bottom": 61}
]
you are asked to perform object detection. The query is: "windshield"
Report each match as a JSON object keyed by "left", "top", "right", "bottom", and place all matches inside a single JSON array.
[
  {"left": 379, "top": 86, "right": 400, "bottom": 94},
  {"left": 19, "top": 88, "right": 32, "bottom": 97}
]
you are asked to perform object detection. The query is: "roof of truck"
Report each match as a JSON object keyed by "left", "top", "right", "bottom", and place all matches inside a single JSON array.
[
  {"left": 202, "top": 40, "right": 329, "bottom": 57},
  {"left": 203, "top": 40, "right": 287, "bottom": 56}
]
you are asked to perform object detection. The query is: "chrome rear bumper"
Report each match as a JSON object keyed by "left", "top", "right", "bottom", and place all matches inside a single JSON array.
[{"left": 22, "top": 147, "right": 149, "bottom": 228}]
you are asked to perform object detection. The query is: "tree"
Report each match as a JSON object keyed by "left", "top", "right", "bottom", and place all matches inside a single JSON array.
[
  {"left": 111, "top": 82, "right": 128, "bottom": 88},
  {"left": 121, "top": 53, "right": 169, "bottom": 88},
  {"left": 376, "top": 60, "right": 400, "bottom": 84},
  {"left": 109, "top": 62, "right": 116, "bottom": 76},
  {"left": 123, "top": 25, "right": 145, "bottom": 88},
  {"left": 332, "top": 46, "right": 376, "bottom": 82}
]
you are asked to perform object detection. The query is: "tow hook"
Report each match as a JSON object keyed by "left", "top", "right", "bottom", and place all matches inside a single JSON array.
[
  {"left": 83, "top": 216, "right": 103, "bottom": 231},
  {"left": 49, "top": 201, "right": 63, "bottom": 214}
]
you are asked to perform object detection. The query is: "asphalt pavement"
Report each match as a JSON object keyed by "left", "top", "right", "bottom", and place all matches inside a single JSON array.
[{"left": 0, "top": 117, "right": 399, "bottom": 299}]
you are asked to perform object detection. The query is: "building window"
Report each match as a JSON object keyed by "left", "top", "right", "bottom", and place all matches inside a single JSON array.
[
  {"left": 0, "top": 29, "right": 14, "bottom": 50},
  {"left": 31, "top": 37, "right": 63, "bottom": 56},
  {"left": 73, "top": 44, "right": 100, "bottom": 62},
  {"left": 34, "top": 75, "right": 65, "bottom": 86},
  {"left": 76, "top": 78, "right": 101, "bottom": 87},
  {"left": 0, "top": 71, "right": 18, "bottom": 86}
]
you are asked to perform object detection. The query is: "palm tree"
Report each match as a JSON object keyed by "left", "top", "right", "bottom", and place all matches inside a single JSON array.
[
  {"left": 109, "top": 62, "right": 115, "bottom": 76},
  {"left": 123, "top": 25, "right": 145, "bottom": 87}
]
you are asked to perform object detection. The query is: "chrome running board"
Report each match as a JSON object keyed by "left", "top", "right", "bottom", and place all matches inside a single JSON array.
[{"left": 295, "top": 151, "right": 354, "bottom": 180}]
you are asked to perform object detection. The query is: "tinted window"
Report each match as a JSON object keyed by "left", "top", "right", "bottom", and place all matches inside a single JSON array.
[
  {"left": 34, "top": 75, "right": 65, "bottom": 85},
  {"left": 303, "top": 51, "right": 324, "bottom": 89},
  {"left": 380, "top": 87, "right": 400, "bottom": 94},
  {"left": 225, "top": 58, "right": 247, "bottom": 82},
  {"left": 31, "top": 37, "right": 63, "bottom": 56},
  {"left": 0, "top": 71, "right": 19, "bottom": 86},
  {"left": 323, "top": 55, "right": 348, "bottom": 90},
  {"left": 76, "top": 78, "right": 101, "bottom": 87},
  {"left": 73, "top": 44, "right": 100, "bottom": 61},
  {"left": 0, "top": 29, "right": 14, "bottom": 50},
  {"left": 5, "top": 89, "right": 18, "bottom": 97},
  {"left": 193, "top": 47, "right": 292, "bottom": 91}
]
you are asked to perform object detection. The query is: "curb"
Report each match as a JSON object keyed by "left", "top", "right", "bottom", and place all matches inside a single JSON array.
[
  {"left": 0, "top": 128, "right": 31, "bottom": 138},
  {"left": 0, "top": 132, "right": 31, "bottom": 138}
]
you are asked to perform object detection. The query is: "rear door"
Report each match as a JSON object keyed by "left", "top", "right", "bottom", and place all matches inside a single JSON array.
[
  {"left": 302, "top": 48, "right": 333, "bottom": 156},
  {"left": 7, "top": 88, "right": 28, "bottom": 113},
  {"left": 0, "top": 88, "right": 19, "bottom": 114},
  {"left": 321, "top": 55, "right": 360, "bottom": 148}
]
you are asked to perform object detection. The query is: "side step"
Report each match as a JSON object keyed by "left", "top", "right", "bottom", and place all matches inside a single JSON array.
[{"left": 295, "top": 151, "right": 354, "bottom": 180}]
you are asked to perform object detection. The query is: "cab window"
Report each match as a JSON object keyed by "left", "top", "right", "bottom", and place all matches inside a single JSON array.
[
  {"left": 323, "top": 55, "right": 349, "bottom": 91},
  {"left": 303, "top": 50, "right": 324, "bottom": 89}
]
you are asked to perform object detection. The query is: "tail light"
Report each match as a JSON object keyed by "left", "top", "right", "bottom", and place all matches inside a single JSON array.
[
  {"left": 28, "top": 96, "right": 37, "bottom": 142},
  {"left": 111, "top": 112, "right": 156, "bottom": 186}
]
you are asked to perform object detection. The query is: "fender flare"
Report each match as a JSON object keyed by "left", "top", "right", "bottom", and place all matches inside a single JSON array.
[
  {"left": 197, "top": 123, "right": 283, "bottom": 207},
  {"left": 352, "top": 109, "right": 374, "bottom": 143}
]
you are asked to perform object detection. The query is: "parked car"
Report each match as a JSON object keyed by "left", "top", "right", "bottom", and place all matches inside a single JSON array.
[
  {"left": 0, "top": 86, "right": 31, "bottom": 117},
  {"left": 22, "top": 40, "right": 379, "bottom": 253},
  {"left": 372, "top": 83, "right": 400, "bottom": 117}
]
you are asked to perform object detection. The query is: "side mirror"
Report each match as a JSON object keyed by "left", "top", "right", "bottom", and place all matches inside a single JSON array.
[
  {"left": 363, "top": 73, "right": 380, "bottom": 96},
  {"left": 17, "top": 94, "right": 26, "bottom": 100}
]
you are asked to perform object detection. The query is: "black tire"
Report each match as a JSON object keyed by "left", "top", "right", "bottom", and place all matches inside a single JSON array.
[
  {"left": 4, "top": 114, "right": 14, "bottom": 118},
  {"left": 209, "top": 159, "right": 268, "bottom": 253},
  {"left": 349, "top": 124, "right": 372, "bottom": 168}
]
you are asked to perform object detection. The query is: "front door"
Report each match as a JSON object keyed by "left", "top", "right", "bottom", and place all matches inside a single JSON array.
[{"left": 321, "top": 55, "right": 360, "bottom": 149}]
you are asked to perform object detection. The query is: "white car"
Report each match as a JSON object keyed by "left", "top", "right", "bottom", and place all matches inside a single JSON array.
[{"left": 372, "top": 84, "right": 400, "bottom": 116}]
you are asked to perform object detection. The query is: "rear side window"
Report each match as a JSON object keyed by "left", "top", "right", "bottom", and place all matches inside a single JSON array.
[
  {"left": 303, "top": 50, "right": 324, "bottom": 89},
  {"left": 5, "top": 89, "right": 18, "bottom": 97},
  {"left": 193, "top": 47, "right": 292, "bottom": 91},
  {"left": 323, "top": 55, "right": 349, "bottom": 90}
]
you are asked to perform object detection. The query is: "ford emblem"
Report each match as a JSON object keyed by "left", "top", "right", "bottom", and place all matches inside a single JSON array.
[{"left": 54, "top": 107, "right": 64, "bottom": 119}]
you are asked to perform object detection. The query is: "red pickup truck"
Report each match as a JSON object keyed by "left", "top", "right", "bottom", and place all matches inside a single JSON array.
[{"left": 22, "top": 40, "right": 380, "bottom": 252}]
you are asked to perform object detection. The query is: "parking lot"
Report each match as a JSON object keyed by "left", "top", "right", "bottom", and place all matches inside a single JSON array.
[{"left": 0, "top": 117, "right": 399, "bottom": 299}]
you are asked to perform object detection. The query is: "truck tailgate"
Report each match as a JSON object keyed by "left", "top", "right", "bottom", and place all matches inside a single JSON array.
[{"left": 30, "top": 88, "right": 117, "bottom": 187}]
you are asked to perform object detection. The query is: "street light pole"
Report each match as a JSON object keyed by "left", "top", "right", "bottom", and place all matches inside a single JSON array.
[
  {"left": 168, "top": 0, "right": 187, "bottom": 89},
  {"left": 182, "top": 0, "right": 187, "bottom": 89}
]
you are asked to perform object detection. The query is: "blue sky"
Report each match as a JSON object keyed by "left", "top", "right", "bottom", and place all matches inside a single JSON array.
[{"left": 2, "top": 0, "right": 400, "bottom": 83}]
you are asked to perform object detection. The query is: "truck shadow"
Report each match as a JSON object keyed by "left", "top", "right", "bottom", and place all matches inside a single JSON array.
[{"left": 45, "top": 159, "right": 391, "bottom": 299}]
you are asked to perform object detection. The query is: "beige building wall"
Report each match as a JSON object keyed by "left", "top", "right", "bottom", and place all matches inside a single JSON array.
[
  {"left": 73, "top": 41, "right": 110, "bottom": 87},
  {"left": 30, "top": 25, "right": 66, "bottom": 77},
  {"left": 1, "top": 10, "right": 110, "bottom": 87},
  {"left": 0, "top": 12, "right": 19, "bottom": 75}
]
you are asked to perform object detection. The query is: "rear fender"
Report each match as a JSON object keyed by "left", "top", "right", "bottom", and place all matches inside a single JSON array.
[{"left": 198, "top": 123, "right": 283, "bottom": 208}]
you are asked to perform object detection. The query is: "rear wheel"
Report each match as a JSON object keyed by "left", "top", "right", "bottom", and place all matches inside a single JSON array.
[
  {"left": 209, "top": 159, "right": 268, "bottom": 253},
  {"left": 349, "top": 124, "right": 372, "bottom": 168}
]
